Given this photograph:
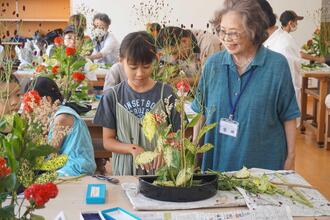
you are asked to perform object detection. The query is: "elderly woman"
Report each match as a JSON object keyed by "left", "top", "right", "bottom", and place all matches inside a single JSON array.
[
  {"left": 87, "top": 13, "right": 119, "bottom": 65},
  {"left": 192, "top": 0, "right": 300, "bottom": 172}
]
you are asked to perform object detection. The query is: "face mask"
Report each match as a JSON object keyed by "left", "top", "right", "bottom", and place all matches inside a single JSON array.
[
  {"left": 290, "top": 24, "right": 297, "bottom": 32},
  {"left": 92, "top": 28, "right": 107, "bottom": 41}
]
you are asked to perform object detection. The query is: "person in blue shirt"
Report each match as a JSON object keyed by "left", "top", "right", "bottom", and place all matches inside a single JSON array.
[
  {"left": 192, "top": 0, "right": 300, "bottom": 172},
  {"left": 25, "top": 77, "right": 96, "bottom": 176}
]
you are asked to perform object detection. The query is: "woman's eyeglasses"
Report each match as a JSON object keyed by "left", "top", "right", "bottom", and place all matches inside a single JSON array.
[{"left": 218, "top": 29, "right": 244, "bottom": 41}]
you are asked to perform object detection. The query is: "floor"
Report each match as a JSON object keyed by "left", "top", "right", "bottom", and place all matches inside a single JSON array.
[{"left": 295, "top": 125, "right": 330, "bottom": 200}]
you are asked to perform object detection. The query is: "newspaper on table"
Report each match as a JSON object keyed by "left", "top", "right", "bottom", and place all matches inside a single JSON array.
[
  {"left": 122, "top": 182, "right": 246, "bottom": 211},
  {"left": 134, "top": 206, "right": 293, "bottom": 220},
  {"left": 122, "top": 168, "right": 330, "bottom": 217}
]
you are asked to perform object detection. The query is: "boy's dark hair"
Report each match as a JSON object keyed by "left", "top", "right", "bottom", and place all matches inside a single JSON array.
[
  {"left": 24, "top": 77, "right": 63, "bottom": 103},
  {"left": 93, "top": 13, "right": 111, "bottom": 26},
  {"left": 63, "top": 25, "right": 76, "bottom": 35},
  {"left": 120, "top": 31, "right": 156, "bottom": 65},
  {"left": 257, "top": 0, "right": 277, "bottom": 28}
]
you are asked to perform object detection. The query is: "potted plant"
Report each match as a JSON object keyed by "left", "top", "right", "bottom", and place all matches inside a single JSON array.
[{"left": 135, "top": 80, "right": 218, "bottom": 202}]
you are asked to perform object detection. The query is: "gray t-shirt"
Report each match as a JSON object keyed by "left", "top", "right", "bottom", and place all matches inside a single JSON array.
[{"left": 94, "top": 81, "right": 181, "bottom": 131}]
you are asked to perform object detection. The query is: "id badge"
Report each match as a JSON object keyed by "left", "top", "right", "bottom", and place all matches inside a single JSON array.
[{"left": 219, "top": 118, "right": 239, "bottom": 137}]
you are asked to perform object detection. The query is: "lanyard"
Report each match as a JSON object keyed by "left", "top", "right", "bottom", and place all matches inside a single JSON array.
[{"left": 227, "top": 65, "right": 256, "bottom": 120}]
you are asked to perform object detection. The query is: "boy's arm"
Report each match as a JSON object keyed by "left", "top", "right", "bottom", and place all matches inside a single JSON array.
[
  {"left": 103, "top": 127, "right": 157, "bottom": 171},
  {"left": 102, "top": 127, "right": 144, "bottom": 157}
]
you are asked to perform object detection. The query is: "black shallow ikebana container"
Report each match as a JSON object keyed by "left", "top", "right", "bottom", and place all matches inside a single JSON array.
[{"left": 138, "top": 174, "right": 218, "bottom": 202}]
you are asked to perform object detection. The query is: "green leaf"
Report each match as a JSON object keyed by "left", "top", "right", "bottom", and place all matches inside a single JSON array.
[
  {"left": 0, "top": 204, "right": 15, "bottom": 219},
  {"left": 0, "top": 192, "right": 9, "bottom": 204},
  {"left": 4, "top": 173, "right": 16, "bottom": 191},
  {"left": 31, "top": 214, "right": 46, "bottom": 220},
  {"left": 184, "top": 138, "right": 196, "bottom": 154},
  {"left": 196, "top": 143, "right": 213, "bottom": 154},
  {"left": 163, "top": 147, "right": 173, "bottom": 167},
  {"left": 71, "top": 59, "right": 86, "bottom": 71},
  {"left": 175, "top": 168, "right": 193, "bottom": 186},
  {"left": 197, "top": 122, "right": 217, "bottom": 141},
  {"left": 134, "top": 151, "right": 158, "bottom": 165},
  {"left": 26, "top": 144, "right": 56, "bottom": 161},
  {"left": 187, "top": 112, "right": 202, "bottom": 128}
]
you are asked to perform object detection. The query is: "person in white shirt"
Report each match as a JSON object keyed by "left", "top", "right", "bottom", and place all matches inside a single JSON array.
[
  {"left": 87, "top": 13, "right": 120, "bottom": 65},
  {"left": 261, "top": 3, "right": 303, "bottom": 110},
  {"left": 103, "top": 63, "right": 127, "bottom": 91}
]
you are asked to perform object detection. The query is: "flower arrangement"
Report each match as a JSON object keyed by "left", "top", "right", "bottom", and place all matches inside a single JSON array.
[
  {"left": 0, "top": 90, "right": 69, "bottom": 219},
  {"left": 37, "top": 36, "right": 90, "bottom": 103},
  {"left": 135, "top": 80, "right": 216, "bottom": 187},
  {"left": 301, "top": 28, "right": 322, "bottom": 57}
]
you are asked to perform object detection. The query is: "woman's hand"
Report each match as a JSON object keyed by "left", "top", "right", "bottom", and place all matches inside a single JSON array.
[{"left": 284, "top": 155, "right": 295, "bottom": 170}]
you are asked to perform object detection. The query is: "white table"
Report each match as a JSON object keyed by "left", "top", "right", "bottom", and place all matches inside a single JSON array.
[{"left": 32, "top": 176, "right": 330, "bottom": 220}]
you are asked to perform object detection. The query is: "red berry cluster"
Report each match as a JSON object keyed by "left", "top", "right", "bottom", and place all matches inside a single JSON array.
[
  {"left": 24, "top": 182, "right": 58, "bottom": 207},
  {"left": 65, "top": 47, "right": 76, "bottom": 56},
  {"left": 72, "top": 72, "right": 86, "bottom": 82},
  {"left": 23, "top": 90, "right": 42, "bottom": 113},
  {"left": 0, "top": 157, "right": 11, "bottom": 177}
]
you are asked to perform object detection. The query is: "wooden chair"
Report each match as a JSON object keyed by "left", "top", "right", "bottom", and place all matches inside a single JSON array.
[
  {"left": 325, "top": 107, "right": 330, "bottom": 150},
  {"left": 93, "top": 138, "right": 112, "bottom": 175}
]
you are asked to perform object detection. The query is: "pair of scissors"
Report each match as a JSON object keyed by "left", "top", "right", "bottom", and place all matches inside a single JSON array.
[{"left": 92, "top": 174, "right": 120, "bottom": 184}]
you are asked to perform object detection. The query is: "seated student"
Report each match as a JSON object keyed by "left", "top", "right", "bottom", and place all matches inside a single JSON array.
[
  {"left": 25, "top": 77, "right": 96, "bottom": 176},
  {"left": 191, "top": 29, "right": 222, "bottom": 65},
  {"left": 87, "top": 13, "right": 120, "bottom": 65},
  {"left": 46, "top": 25, "right": 77, "bottom": 57},
  {"left": 103, "top": 62, "right": 127, "bottom": 91},
  {"left": 94, "top": 31, "right": 181, "bottom": 176},
  {"left": 0, "top": 74, "right": 20, "bottom": 133},
  {"left": 157, "top": 26, "right": 201, "bottom": 85}
]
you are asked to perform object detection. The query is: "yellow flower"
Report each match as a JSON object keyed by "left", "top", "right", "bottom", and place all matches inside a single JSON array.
[{"left": 142, "top": 112, "right": 157, "bottom": 142}]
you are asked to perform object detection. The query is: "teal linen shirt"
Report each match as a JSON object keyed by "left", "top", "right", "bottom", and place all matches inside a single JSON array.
[{"left": 191, "top": 46, "right": 300, "bottom": 172}]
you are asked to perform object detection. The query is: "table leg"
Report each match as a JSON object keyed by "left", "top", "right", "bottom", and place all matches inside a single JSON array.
[
  {"left": 300, "top": 77, "right": 308, "bottom": 133},
  {"left": 316, "top": 78, "right": 329, "bottom": 145}
]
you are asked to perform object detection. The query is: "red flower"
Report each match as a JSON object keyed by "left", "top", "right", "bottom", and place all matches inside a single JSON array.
[
  {"left": 51, "top": 65, "right": 60, "bottom": 74},
  {"left": 0, "top": 157, "right": 11, "bottom": 177},
  {"left": 72, "top": 72, "right": 85, "bottom": 82},
  {"left": 176, "top": 80, "right": 190, "bottom": 93},
  {"left": 35, "top": 64, "right": 46, "bottom": 73},
  {"left": 65, "top": 47, "right": 76, "bottom": 56},
  {"left": 23, "top": 90, "right": 42, "bottom": 113},
  {"left": 53, "top": 36, "right": 63, "bottom": 46},
  {"left": 24, "top": 182, "right": 58, "bottom": 207}
]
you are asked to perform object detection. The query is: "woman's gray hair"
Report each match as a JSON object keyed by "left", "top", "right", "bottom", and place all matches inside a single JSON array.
[
  {"left": 211, "top": 0, "right": 269, "bottom": 46},
  {"left": 93, "top": 13, "right": 111, "bottom": 26}
]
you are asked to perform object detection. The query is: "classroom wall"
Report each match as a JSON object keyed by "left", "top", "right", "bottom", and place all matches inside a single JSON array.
[{"left": 71, "top": 0, "right": 322, "bottom": 47}]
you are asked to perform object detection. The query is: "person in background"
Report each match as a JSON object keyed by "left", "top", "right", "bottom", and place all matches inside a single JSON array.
[
  {"left": 63, "top": 25, "right": 77, "bottom": 48},
  {"left": 157, "top": 26, "right": 201, "bottom": 85},
  {"left": 87, "top": 13, "right": 120, "bottom": 65},
  {"left": 263, "top": 6, "right": 303, "bottom": 110},
  {"left": 192, "top": 0, "right": 300, "bottom": 172},
  {"left": 103, "top": 63, "right": 127, "bottom": 91},
  {"left": 191, "top": 29, "right": 223, "bottom": 65},
  {"left": 25, "top": 77, "right": 96, "bottom": 176},
  {"left": 94, "top": 31, "right": 181, "bottom": 176}
]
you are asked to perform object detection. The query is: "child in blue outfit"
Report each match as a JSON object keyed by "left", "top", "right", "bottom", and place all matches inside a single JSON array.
[{"left": 25, "top": 77, "right": 96, "bottom": 176}]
